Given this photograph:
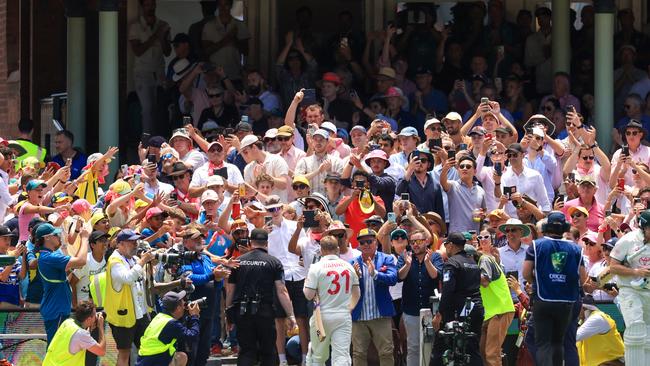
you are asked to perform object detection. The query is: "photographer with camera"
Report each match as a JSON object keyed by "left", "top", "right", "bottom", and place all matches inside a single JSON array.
[
  {"left": 42, "top": 301, "right": 106, "bottom": 365},
  {"left": 178, "top": 225, "right": 230, "bottom": 366},
  {"left": 105, "top": 229, "right": 155, "bottom": 366},
  {"left": 431, "top": 232, "right": 484, "bottom": 366},
  {"left": 136, "top": 290, "right": 201, "bottom": 366}
]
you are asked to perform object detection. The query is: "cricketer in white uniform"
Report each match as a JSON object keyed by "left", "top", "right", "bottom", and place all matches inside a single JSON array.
[
  {"left": 303, "top": 235, "right": 360, "bottom": 366},
  {"left": 610, "top": 210, "right": 650, "bottom": 366}
]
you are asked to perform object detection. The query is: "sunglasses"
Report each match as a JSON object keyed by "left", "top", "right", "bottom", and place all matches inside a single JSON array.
[
  {"left": 392, "top": 234, "right": 407, "bottom": 240},
  {"left": 161, "top": 153, "right": 174, "bottom": 160},
  {"left": 477, "top": 235, "right": 491, "bottom": 240},
  {"left": 207, "top": 93, "right": 223, "bottom": 98},
  {"left": 418, "top": 158, "right": 430, "bottom": 164},
  {"left": 458, "top": 164, "right": 473, "bottom": 170},
  {"left": 359, "top": 239, "right": 375, "bottom": 246},
  {"left": 267, "top": 206, "right": 282, "bottom": 213},
  {"left": 534, "top": 136, "right": 543, "bottom": 141},
  {"left": 507, "top": 152, "right": 519, "bottom": 158},
  {"left": 264, "top": 138, "right": 277, "bottom": 142},
  {"left": 584, "top": 241, "right": 597, "bottom": 247},
  {"left": 626, "top": 130, "right": 641, "bottom": 136},
  {"left": 277, "top": 136, "right": 292, "bottom": 142},
  {"left": 331, "top": 232, "right": 345, "bottom": 239},
  {"left": 292, "top": 184, "right": 309, "bottom": 190},
  {"left": 409, "top": 239, "right": 428, "bottom": 245},
  {"left": 208, "top": 146, "right": 223, "bottom": 153},
  {"left": 582, "top": 155, "right": 595, "bottom": 161},
  {"left": 571, "top": 213, "right": 585, "bottom": 219},
  {"left": 171, "top": 174, "right": 186, "bottom": 180},
  {"left": 504, "top": 228, "right": 520, "bottom": 233},
  {"left": 428, "top": 126, "right": 443, "bottom": 132}
]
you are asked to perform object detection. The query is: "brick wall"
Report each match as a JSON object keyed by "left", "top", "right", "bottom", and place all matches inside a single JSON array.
[{"left": 0, "top": 0, "right": 9, "bottom": 136}]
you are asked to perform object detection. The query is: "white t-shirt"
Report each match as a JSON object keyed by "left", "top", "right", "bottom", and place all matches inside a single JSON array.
[
  {"left": 128, "top": 16, "right": 169, "bottom": 76},
  {"left": 182, "top": 149, "right": 208, "bottom": 171},
  {"left": 69, "top": 327, "right": 98, "bottom": 354},
  {"left": 72, "top": 254, "right": 107, "bottom": 302},
  {"left": 298, "top": 236, "right": 321, "bottom": 274},
  {"left": 243, "top": 153, "right": 290, "bottom": 202},
  {"left": 339, "top": 246, "right": 361, "bottom": 263},
  {"left": 190, "top": 161, "right": 244, "bottom": 188},
  {"left": 304, "top": 254, "right": 359, "bottom": 314},
  {"left": 201, "top": 16, "right": 251, "bottom": 79}
]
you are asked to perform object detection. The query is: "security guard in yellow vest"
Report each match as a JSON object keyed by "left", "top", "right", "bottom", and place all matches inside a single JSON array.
[
  {"left": 576, "top": 296, "right": 625, "bottom": 366},
  {"left": 136, "top": 290, "right": 201, "bottom": 366},
  {"left": 42, "top": 301, "right": 107, "bottom": 366},
  {"left": 9, "top": 117, "right": 47, "bottom": 172},
  {"left": 477, "top": 236, "right": 516, "bottom": 366}
]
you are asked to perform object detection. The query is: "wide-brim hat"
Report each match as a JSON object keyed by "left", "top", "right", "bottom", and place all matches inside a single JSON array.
[
  {"left": 323, "top": 220, "right": 353, "bottom": 238},
  {"left": 498, "top": 218, "right": 532, "bottom": 237},
  {"left": 364, "top": 149, "right": 391, "bottom": 168},
  {"left": 524, "top": 114, "right": 556, "bottom": 136},
  {"left": 423, "top": 212, "right": 447, "bottom": 235},
  {"left": 172, "top": 59, "right": 197, "bottom": 82}
]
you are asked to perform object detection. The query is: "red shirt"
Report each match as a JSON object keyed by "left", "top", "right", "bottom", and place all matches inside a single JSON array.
[{"left": 343, "top": 194, "right": 385, "bottom": 248}]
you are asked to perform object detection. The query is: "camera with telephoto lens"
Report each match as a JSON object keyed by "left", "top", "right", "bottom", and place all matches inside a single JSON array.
[
  {"left": 437, "top": 297, "right": 477, "bottom": 366},
  {"left": 136, "top": 240, "right": 152, "bottom": 256},
  {"left": 154, "top": 250, "right": 200, "bottom": 265},
  {"left": 188, "top": 297, "right": 208, "bottom": 309}
]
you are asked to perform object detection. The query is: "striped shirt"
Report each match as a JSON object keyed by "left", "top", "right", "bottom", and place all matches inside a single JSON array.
[{"left": 359, "top": 263, "right": 381, "bottom": 321}]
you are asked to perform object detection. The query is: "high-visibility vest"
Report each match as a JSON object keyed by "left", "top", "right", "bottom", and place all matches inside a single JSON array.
[
  {"left": 89, "top": 271, "right": 106, "bottom": 308},
  {"left": 577, "top": 310, "right": 625, "bottom": 366},
  {"left": 12, "top": 139, "right": 46, "bottom": 172},
  {"left": 138, "top": 313, "right": 176, "bottom": 357},
  {"left": 42, "top": 318, "right": 85, "bottom": 366},
  {"left": 105, "top": 255, "right": 136, "bottom": 327},
  {"left": 479, "top": 255, "right": 515, "bottom": 321}
]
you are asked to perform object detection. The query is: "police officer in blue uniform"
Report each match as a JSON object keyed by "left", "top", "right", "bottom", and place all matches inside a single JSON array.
[{"left": 523, "top": 211, "right": 586, "bottom": 366}]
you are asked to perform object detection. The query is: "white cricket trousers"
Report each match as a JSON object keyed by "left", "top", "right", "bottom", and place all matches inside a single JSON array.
[{"left": 306, "top": 312, "right": 352, "bottom": 366}]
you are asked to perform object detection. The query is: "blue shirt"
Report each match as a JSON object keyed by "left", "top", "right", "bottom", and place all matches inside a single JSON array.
[
  {"left": 198, "top": 211, "right": 231, "bottom": 257},
  {"left": 396, "top": 172, "right": 445, "bottom": 220},
  {"left": 227, "top": 149, "right": 247, "bottom": 175},
  {"left": 52, "top": 150, "right": 88, "bottom": 180},
  {"left": 397, "top": 252, "right": 443, "bottom": 316},
  {"left": 38, "top": 248, "right": 71, "bottom": 320},
  {"left": 141, "top": 228, "right": 170, "bottom": 249}
]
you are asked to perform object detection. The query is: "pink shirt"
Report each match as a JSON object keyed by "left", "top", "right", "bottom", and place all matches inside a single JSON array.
[
  {"left": 18, "top": 204, "right": 39, "bottom": 241},
  {"left": 610, "top": 145, "right": 650, "bottom": 185},
  {"left": 562, "top": 198, "right": 604, "bottom": 233}
]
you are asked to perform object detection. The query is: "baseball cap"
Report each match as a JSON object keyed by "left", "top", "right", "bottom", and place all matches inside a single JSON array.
[
  {"left": 350, "top": 125, "right": 367, "bottom": 135},
  {"left": 90, "top": 211, "right": 108, "bottom": 227},
  {"left": 390, "top": 228, "right": 408, "bottom": 240},
  {"left": 568, "top": 206, "right": 589, "bottom": 218},
  {"left": 250, "top": 228, "right": 269, "bottom": 241},
  {"left": 376, "top": 67, "right": 397, "bottom": 79},
  {"left": 235, "top": 121, "right": 253, "bottom": 133},
  {"left": 264, "top": 195, "right": 283, "bottom": 210},
  {"left": 206, "top": 175, "right": 225, "bottom": 188},
  {"left": 464, "top": 244, "right": 478, "bottom": 255},
  {"left": 424, "top": 118, "right": 441, "bottom": 131},
  {"left": 320, "top": 72, "right": 342, "bottom": 85},
  {"left": 25, "top": 180, "right": 47, "bottom": 191},
  {"left": 240, "top": 135, "right": 259, "bottom": 150},
  {"left": 638, "top": 210, "right": 650, "bottom": 229},
  {"left": 547, "top": 211, "right": 569, "bottom": 227},
  {"left": 231, "top": 219, "right": 248, "bottom": 233},
  {"left": 0, "top": 225, "right": 16, "bottom": 237},
  {"left": 201, "top": 189, "right": 219, "bottom": 204},
  {"left": 170, "top": 128, "right": 192, "bottom": 144},
  {"left": 201, "top": 120, "right": 220, "bottom": 132},
  {"left": 577, "top": 174, "right": 597, "bottom": 187},
  {"left": 487, "top": 209, "right": 510, "bottom": 221},
  {"left": 116, "top": 229, "right": 143, "bottom": 242},
  {"left": 148, "top": 136, "right": 167, "bottom": 148},
  {"left": 292, "top": 175, "right": 311, "bottom": 188},
  {"left": 398, "top": 127, "right": 419, "bottom": 138},
  {"left": 35, "top": 223, "right": 62, "bottom": 240},
  {"left": 495, "top": 126, "right": 513, "bottom": 135},
  {"left": 313, "top": 129, "right": 330, "bottom": 139},
  {"left": 145, "top": 207, "right": 168, "bottom": 221},
  {"left": 89, "top": 230, "right": 110, "bottom": 243},
  {"left": 507, "top": 143, "right": 525, "bottom": 154},
  {"left": 320, "top": 122, "right": 337, "bottom": 135},
  {"left": 71, "top": 199, "right": 92, "bottom": 214},
  {"left": 357, "top": 228, "right": 377, "bottom": 240},
  {"left": 364, "top": 215, "right": 384, "bottom": 225},
  {"left": 172, "top": 33, "right": 190, "bottom": 44},
  {"left": 162, "top": 290, "right": 187, "bottom": 312},
  {"left": 324, "top": 173, "right": 341, "bottom": 182},
  {"left": 445, "top": 232, "right": 466, "bottom": 246},
  {"left": 182, "top": 226, "right": 204, "bottom": 239},
  {"left": 110, "top": 179, "right": 132, "bottom": 195},
  {"left": 468, "top": 126, "right": 487, "bottom": 137},
  {"left": 264, "top": 128, "right": 279, "bottom": 140},
  {"left": 51, "top": 192, "right": 72, "bottom": 204},
  {"left": 442, "top": 112, "right": 463, "bottom": 123}
]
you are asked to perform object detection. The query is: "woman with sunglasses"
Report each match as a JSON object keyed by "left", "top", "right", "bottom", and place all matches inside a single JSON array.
[
  {"left": 567, "top": 206, "right": 595, "bottom": 240},
  {"left": 610, "top": 120, "right": 650, "bottom": 188},
  {"left": 562, "top": 141, "right": 611, "bottom": 207}
]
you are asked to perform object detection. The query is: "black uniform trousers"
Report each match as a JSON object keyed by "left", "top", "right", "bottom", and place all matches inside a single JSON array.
[
  {"left": 430, "top": 304, "right": 485, "bottom": 366},
  {"left": 236, "top": 311, "right": 278, "bottom": 366}
]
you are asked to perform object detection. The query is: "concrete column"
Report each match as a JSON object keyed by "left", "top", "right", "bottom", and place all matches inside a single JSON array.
[
  {"left": 64, "top": 0, "right": 86, "bottom": 148},
  {"left": 594, "top": 0, "right": 616, "bottom": 153},
  {"left": 551, "top": 0, "right": 571, "bottom": 73},
  {"left": 99, "top": 0, "right": 119, "bottom": 170}
]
